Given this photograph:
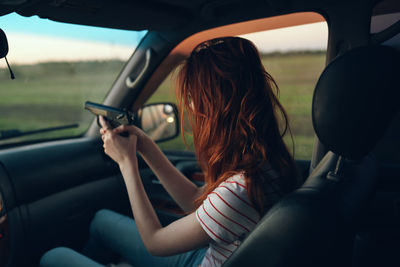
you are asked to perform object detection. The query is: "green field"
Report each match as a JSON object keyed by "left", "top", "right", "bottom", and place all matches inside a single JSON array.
[
  {"left": 0, "top": 51, "right": 326, "bottom": 159},
  {"left": 0, "top": 60, "right": 125, "bottom": 143}
]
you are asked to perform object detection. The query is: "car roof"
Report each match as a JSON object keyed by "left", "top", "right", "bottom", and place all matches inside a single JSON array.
[{"left": 0, "top": 0, "right": 397, "bottom": 32}]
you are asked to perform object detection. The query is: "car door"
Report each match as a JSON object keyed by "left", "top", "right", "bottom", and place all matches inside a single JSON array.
[{"left": 0, "top": 15, "right": 150, "bottom": 266}]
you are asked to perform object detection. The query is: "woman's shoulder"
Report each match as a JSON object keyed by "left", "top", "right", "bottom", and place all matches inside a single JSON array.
[
  {"left": 226, "top": 172, "right": 246, "bottom": 183},
  {"left": 222, "top": 173, "right": 246, "bottom": 187},
  {"left": 203, "top": 172, "right": 260, "bottom": 223},
  {"left": 214, "top": 172, "right": 248, "bottom": 197}
]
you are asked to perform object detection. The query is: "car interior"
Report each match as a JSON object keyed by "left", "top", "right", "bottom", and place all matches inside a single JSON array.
[{"left": 0, "top": 0, "right": 399, "bottom": 266}]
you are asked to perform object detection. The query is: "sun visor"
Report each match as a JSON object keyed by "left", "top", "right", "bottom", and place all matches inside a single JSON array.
[{"left": 312, "top": 45, "right": 400, "bottom": 160}]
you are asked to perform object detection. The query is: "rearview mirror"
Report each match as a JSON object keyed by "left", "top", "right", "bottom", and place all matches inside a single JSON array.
[
  {"left": 138, "top": 103, "right": 179, "bottom": 143},
  {"left": 0, "top": 29, "right": 9, "bottom": 58}
]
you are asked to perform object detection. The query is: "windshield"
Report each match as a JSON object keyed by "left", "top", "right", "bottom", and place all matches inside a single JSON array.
[{"left": 0, "top": 13, "right": 146, "bottom": 146}]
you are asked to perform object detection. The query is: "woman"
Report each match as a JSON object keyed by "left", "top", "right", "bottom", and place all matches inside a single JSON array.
[{"left": 40, "top": 36, "right": 299, "bottom": 267}]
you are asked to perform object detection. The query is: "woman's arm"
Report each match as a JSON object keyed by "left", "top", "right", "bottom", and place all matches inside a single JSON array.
[
  {"left": 120, "top": 157, "right": 210, "bottom": 256},
  {"left": 134, "top": 134, "right": 204, "bottom": 212},
  {"left": 106, "top": 118, "right": 203, "bottom": 212},
  {"left": 100, "top": 118, "right": 211, "bottom": 255}
]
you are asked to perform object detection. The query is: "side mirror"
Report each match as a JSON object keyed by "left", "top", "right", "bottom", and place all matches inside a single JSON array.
[
  {"left": 0, "top": 29, "right": 14, "bottom": 79},
  {"left": 0, "top": 29, "right": 9, "bottom": 58},
  {"left": 138, "top": 103, "right": 179, "bottom": 143}
]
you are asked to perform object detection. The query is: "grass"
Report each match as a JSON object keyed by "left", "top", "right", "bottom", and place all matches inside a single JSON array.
[
  {"left": 0, "top": 51, "right": 326, "bottom": 159},
  {"left": 0, "top": 60, "right": 124, "bottom": 142}
]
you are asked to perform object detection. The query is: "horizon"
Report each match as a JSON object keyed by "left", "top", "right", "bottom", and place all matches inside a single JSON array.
[{"left": 0, "top": 49, "right": 327, "bottom": 69}]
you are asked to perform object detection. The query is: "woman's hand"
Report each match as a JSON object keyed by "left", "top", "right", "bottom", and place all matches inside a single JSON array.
[{"left": 99, "top": 116, "right": 147, "bottom": 165}]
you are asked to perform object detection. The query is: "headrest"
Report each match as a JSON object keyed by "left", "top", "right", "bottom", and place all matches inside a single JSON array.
[{"left": 312, "top": 45, "right": 400, "bottom": 160}]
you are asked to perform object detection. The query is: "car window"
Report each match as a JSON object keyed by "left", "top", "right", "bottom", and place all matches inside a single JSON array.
[
  {"left": 370, "top": 0, "right": 400, "bottom": 164},
  {"left": 370, "top": 0, "right": 400, "bottom": 34},
  {"left": 242, "top": 23, "right": 327, "bottom": 159},
  {"left": 147, "top": 15, "right": 328, "bottom": 160},
  {"left": 0, "top": 13, "right": 146, "bottom": 146},
  {"left": 370, "top": 8, "right": 400, "bottom": 49}
]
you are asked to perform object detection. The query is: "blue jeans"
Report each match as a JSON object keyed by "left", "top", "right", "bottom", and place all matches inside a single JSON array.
[{"left": 40, "top": 209, "right": 207, "bottom": 267}]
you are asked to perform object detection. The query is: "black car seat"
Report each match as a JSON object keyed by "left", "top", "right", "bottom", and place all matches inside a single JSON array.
[{"left": 223, "top": 45, "right": 400, "bottom": 267}]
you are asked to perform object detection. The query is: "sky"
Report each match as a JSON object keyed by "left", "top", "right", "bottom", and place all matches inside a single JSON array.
[
  {"left": 0, "top": 13, "right": 328, "bottom": 65},
  {"left": 0, "top": 13, "right": 145, "bottom": 46},
  {"left": 0, "top": 13, "right": 146, "bottom": 65},
  {"left": 241, "top": 22, "right": 328, "bottom": 53}
]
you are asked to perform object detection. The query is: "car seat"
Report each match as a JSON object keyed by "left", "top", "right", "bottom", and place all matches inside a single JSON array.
[{"left": 223, "top": 45, "right": 400, "bottom": 267}]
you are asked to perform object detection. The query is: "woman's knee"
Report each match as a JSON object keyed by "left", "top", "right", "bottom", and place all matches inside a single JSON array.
[
  {"left": 41, "top": 247, "right": 104, "bottom": 267},
  {"left": 89, "top": 209, "right": 136, "bottom": 243},
  {"left": 40, "top": 247, "right": 77, "bottom": 267},
  {"left": 89, "top": 209, "right": 115, "bottom": 238}
]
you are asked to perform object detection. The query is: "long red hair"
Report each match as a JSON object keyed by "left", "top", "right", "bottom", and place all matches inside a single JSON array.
[{"left": 176, "top": 37, "right": 298, "bottom": 214}]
